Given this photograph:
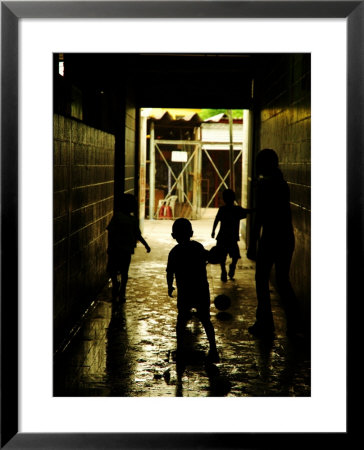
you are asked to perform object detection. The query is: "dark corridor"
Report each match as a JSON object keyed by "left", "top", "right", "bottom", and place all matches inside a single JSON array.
[{"left": 53, "top": 53, "right": 311, "bottom": 397}]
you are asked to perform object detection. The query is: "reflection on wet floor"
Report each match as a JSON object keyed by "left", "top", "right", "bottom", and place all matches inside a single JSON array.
[{"left": 54, "top": 216, "right": 310, "bottom": 397}]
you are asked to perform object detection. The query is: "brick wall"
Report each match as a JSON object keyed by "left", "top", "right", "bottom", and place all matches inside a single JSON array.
[
  {"left": 254, "top": 54, "right": 311, "bottom": 322},
  {"left": 53, "top": 115, "right": 115, "bottom": 347}
]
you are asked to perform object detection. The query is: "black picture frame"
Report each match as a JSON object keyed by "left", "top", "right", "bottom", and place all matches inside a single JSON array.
[{"left": 1, "top": 1, "right": 357, "bottom": 448}]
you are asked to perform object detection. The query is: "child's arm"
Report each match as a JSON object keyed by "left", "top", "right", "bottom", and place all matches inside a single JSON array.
[
  {"left": 239, "top": 207, "right": 256, "bottom": 218},
  {"left": 166, "top": 252, "right": 175, "bottom": 297},
  {"left": 137, "top": 223, "right": 150, "bottom": 253},
  {"left": 166, "top": 270, "right": 175, "bottom": 297},
  {"left": 134, "top": 219, "right": 151, "bottom": 252},
  {"left": 138, "top": 234, "right": 151, "bottom": 252},
  {"left": 211, "top": 215, "right": 220, "bottom": 239}
]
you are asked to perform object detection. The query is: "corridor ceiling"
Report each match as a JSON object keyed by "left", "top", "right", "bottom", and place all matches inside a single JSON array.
[{"left": 64, "top": 53, "right": 268, "bottom": 109}]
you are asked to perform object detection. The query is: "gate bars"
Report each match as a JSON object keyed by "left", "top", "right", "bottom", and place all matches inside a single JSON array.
[{"left": 152, "top": 139, "right": 242, "bottom": 219}]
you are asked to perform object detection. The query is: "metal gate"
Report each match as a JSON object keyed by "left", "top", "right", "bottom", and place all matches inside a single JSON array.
[{"left": 151, "top": 138, "right": 242, "bottom": 219}]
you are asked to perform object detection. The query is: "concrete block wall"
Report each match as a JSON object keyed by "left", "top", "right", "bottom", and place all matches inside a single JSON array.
[
  {"left": 53, "top": 114, "right": 115, "bottom": 347},
  {"left": 254, "top": 54, "right": 311, "bottom": 322}
]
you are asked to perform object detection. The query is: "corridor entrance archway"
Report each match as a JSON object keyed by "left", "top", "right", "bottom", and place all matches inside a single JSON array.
[{"left": 139, "top": 109, "right": 253, "bottom": 224}]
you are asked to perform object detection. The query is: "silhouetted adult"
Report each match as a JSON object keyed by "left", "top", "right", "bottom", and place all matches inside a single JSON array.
[{"left": 247, "top": 149, "right": 301, "bottom": 338}]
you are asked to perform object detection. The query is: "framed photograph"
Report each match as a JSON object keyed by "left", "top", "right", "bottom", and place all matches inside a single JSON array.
[{"left": 1, "top": 1, "right": 357, "bottom": 448}]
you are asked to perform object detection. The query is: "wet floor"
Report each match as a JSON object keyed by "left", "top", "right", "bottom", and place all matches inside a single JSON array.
[{"left": 54, "top": 211, "right": 310, "bottom": 397}]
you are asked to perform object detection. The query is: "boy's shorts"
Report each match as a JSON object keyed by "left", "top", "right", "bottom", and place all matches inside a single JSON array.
[
  {"left": 177, "top": 293, "right": 211, "bottom": 322},
  {"left": 217, "top": 241, "right": 241, "bottom": 260},
  {"left": 107, "top": 252, "right": 131, "bottom": 274}
]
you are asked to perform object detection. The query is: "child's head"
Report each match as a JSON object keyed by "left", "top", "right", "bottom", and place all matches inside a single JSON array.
[
  {"left": 222, "top": 189, "right": 236, "bottom": 205},
  {"left": 256, "top": 148, "right": 279, "bottom": 176},
  {"left": 172, "top": 218, "right": 193, "bottom": 243}
]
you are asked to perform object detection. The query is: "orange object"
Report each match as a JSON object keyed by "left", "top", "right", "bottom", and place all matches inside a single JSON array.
[
  {"left": 158, "top": 206, "right": 165, "bottom": 218},
  {"left": 165, "top": 206, "right": 172, "bottom": 219}
]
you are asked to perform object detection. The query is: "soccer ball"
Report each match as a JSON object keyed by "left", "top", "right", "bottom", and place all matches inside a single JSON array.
[{"left": 214, "top": 294, "right": 231, "bottom": 311}]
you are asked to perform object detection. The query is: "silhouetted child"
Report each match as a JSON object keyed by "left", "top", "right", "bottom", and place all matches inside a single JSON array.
[
  {"left": 166, "top": 218, "right": 219, "bottom": 362},
  {"left": 211, "top": 189, "right": 252, "bottom": 281},
  {"left": 106, "top": 193, "right": 150, "bottom": 302}
]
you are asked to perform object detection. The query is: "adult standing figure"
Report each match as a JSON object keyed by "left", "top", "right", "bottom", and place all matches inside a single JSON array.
[{"left": 247, "top": 149, "right": 302, "bottom": 338}]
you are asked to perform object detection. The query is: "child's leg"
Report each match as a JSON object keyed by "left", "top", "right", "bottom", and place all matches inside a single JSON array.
[
  {"left": 110, "top": 273, "right": 120, "bottom": 298},
  {"left": 107, "top": 253, "right": 120, "bottom": 299},
  {"left": 228, "top": 257, "right": 238, "bottom": 279},
  {"left": 218, "top": 245, "right": 228, "bottom": 281},
  {"left": 228, "top": 243, "right": 240, "bottom": 279},
  {"left": 198, "top": 305, "right": 219, "bottom": 360},
  {"left": 176, "top": 310, "right": 189, "bottom": 351},
  {"left": 119, "top": 253, "right": 132, "bottom": 300},
  {"left": 220, "top": 263, "right": 227, "bottom": 282},
  {"left": 200, "top": 318, "right": 217, "bottom": 350},
  {"left": 201, "top": 318, "right": 219, "bottom": 362}
]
